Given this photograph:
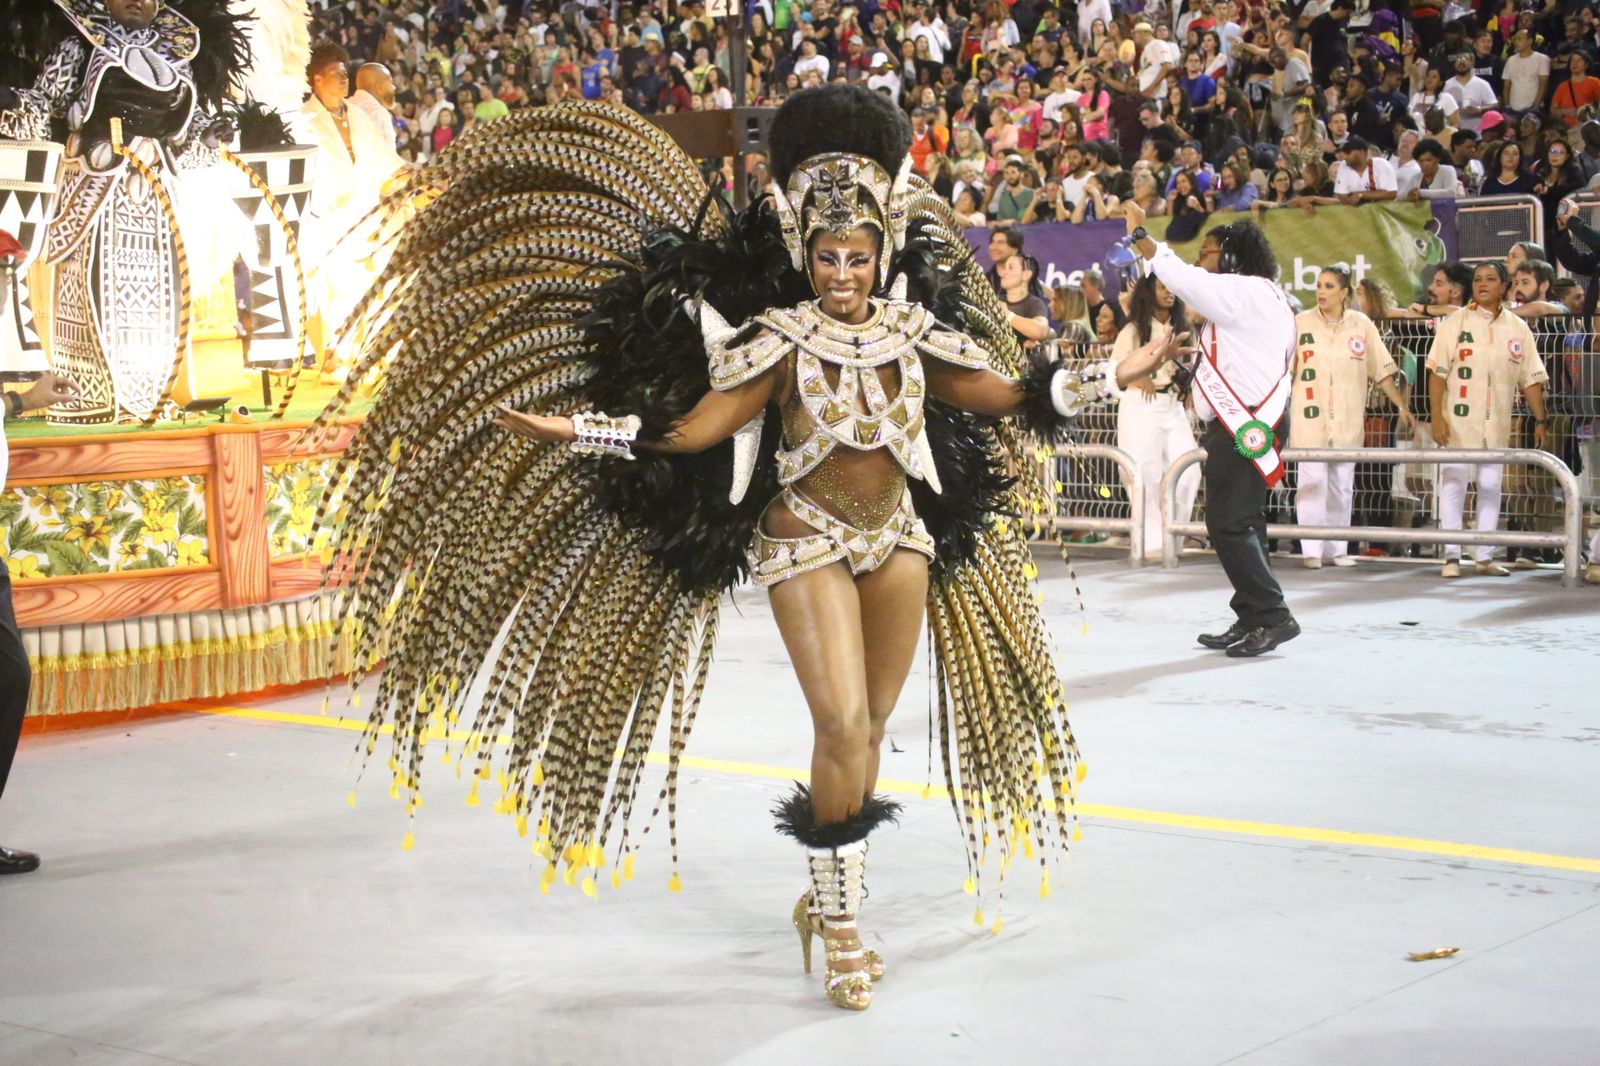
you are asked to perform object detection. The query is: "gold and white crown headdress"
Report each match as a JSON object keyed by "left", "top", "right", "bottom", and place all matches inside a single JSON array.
[{"left": 769, "top": 152, "right": 914, "bottom": 289}]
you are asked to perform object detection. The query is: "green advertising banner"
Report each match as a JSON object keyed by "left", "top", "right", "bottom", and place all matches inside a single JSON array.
[
  {"left": 1144, "top": 202, "right": 1447, "bottom": 305},
  {"left": 970, "top": 202, "right": 1451, "bottom": 306}
]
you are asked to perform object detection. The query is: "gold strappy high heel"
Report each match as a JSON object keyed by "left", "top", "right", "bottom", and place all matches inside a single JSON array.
[
  {"left": 795, "top": 891, "right": 884, "bottom": 981},
  {"left": 800, "top": 839, "right": 874, "bottom": 1010}
]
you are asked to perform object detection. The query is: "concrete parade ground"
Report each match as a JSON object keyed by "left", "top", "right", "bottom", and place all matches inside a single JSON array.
[{"left": 2, "top": 555, "right": 1597, "bottom": 1066}]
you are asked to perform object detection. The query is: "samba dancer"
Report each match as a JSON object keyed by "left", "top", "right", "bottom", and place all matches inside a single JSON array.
[{"left": 316, "top": 87, "right": 1099, "bottom": 1013}]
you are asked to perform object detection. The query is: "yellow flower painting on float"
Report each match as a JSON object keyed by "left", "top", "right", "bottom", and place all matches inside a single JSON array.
[
  {"left": 0, "top": 475, "right": 210, "bottom": 577},
  {"left": 264, "top": 457, "right": 345, "bottom": 558}
]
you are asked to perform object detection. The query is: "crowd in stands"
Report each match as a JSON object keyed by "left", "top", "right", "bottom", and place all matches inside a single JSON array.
[{"left": 311, "top": 0, "right": 1600, "bottom": 231}]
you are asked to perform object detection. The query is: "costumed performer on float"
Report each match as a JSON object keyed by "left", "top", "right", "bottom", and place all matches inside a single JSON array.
[
  {"left": 308, "top": 87, "right": 1150, "bottom": 1011},
  {"left": 294, "top": 42, "right": 408, "bottom": 381},
  {"left": 0, "top": 0, "right": 249, "bottom": 423}
]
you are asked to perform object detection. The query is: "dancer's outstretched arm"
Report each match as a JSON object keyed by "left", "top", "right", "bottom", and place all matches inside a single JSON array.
[{"left": 492, "top": 362, "right": 781, "bottom": 452}]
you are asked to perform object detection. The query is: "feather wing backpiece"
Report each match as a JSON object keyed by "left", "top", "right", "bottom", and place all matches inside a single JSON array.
[
  {"left": 899, "top": 186, "right": 1086, "bottom": 917},
  {"left": 312, "top": 102, "right": 1080, "bottom": 908}
]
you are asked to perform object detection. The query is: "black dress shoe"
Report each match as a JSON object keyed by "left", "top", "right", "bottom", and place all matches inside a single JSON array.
[
  {"left": 1198, "top": 622, "right": 1249, "bottom": 649},
  {"left": 1225, "top": 618, "right": 1301, "bottom": 658},
  {"left": 0, "top": 846, "right": 40, "bottom": 874}
]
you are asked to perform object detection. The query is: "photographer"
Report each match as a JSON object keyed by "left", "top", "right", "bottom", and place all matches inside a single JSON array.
[{"left": 1021, "top": 175, "right": 1072, "bottom": 222}]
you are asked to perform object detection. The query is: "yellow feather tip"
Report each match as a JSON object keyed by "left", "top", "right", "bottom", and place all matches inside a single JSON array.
[
  {"left": 580, "top": 876, "right": 597, "bottom": 899},
  {"left": 611, "top": 870, "right": 622, "bottom": 889},
  {"left": 667, "top": 872, "right": 683, "bottom": 893},
  {"left": 586, "top": 843, "right": 605, "bottom": 869},
  {"left": 346, "top": 790, "right": 356, "bottom": 809},
  {"left": 919, "top": 784, "right": 932, "bottom": 800},
  {"left": 539, "top": 863, "right": 556, "bottom": 895},
  {"left": 623, "top": 854, "right": 636, "bottom": 881},
  {"left": 973, "top": 907, "right": 985, "bottom": 926},
  {"left": 1039, "top": 877, "right": 1052, "bottom": 899},
  {"left": 464, "top": 782, "right": 480, "bottom": 807},
  {"left": 562, "top": 863, "right": 579, "bottom": 888},
  {"left": 962, "top": 876, "right": 977, "bottom": 895},
  {"left": 515, "top": 815, "right": 529, "bottom": 837},
  {"left": 991, "top": 917, "right": 1004, "bottom": 934},
  {"left": 1075, "top": 761, "right": 1088, "bottom": 783},
  {"left": 401, "top": 831, "right": 415, "bottom": 852}
]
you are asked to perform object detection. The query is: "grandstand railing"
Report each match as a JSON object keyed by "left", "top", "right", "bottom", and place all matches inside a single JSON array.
[
  {"left": 1454, "top": 194, "right": 1543, "bottom": 265},
  {"left": 1157, "top": 447, "right": 1587, "bottom": 589}
]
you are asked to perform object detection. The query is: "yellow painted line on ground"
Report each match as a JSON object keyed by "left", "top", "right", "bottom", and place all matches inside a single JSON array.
[{"left": 191, "top": 704, "right": 1600, "bottom": 875}]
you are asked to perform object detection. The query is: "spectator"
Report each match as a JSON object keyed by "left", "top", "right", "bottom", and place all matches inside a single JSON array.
[
  {"left": 1482, "top": 141, "right": 1540, "bottom": 194},
  {"left": 1551, "top": 51, "right": 1600, "bottom": 127},
  {"left": 1333, "top": 135, "right": 1398, "bottom": 204},
  {"left": 1112, "top": 274, "right": 1198, "bottom": 562},
  {"left": 1133, "top": 21, "right": 1177, "bottom": 99},
  {"left": 998, "top": 254, "right": 1052, "bottom": 345},
  {"left": 986, "top": 226, "right": 1023, "bottom": 292},
  {"left": 1049, "top": 284, "right": 1092, "bottom": 343},
  {"left": 1445, "top": 51, "right": 1498, "bottom": 132},
  {"left": 1022, "top": 175, "right": 1072, "bottom": 223},
  {"left": 1402, "top": 138, "right": 1465, "bottom": 199},
  {"left": 1410, "top": 66, "right": 1461, "bottom": 129},
  {"left": 952, "top": 186, "right": 988, "bottom": 226},
  {"left": 988, "top": 155, "right": 1036, "bottom": 223},
  {"left": 1533, "top": 140, "right": 1584, "bottom": 229},
  {"left": 1502, "top": 30, "right": 1552, "bottom": 115},
  {"left": 1211, "top": 162, "right": 1259, "bottom": 210}
]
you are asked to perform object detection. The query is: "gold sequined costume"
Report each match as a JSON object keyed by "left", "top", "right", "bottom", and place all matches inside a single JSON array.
[{"left": 310, "top": 99, "right": 1083, "bottom": 915}]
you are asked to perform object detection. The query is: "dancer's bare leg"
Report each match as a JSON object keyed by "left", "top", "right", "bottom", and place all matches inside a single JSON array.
[
  {"left": 769, "top": 560, "right": 875, "bottom": 1005},
  {"left": 856, "top": 550, "right": 929, "bottom": 795},
  {"left": 768, "top": 562, "right": 870, "bottom": 823}
]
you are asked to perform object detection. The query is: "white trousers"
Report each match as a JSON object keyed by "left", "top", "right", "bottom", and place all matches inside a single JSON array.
[
  {"left": 1117, "top": 392, "right": 1199, "bottom": 556},
  {"left": 1295, "top": 460, "right": 1356, "bottom": 559},
  {"left": 1439, "top": 462, "right": 1504, "bottom": 562}
]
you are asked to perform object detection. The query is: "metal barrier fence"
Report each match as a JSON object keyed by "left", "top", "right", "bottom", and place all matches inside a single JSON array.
[
  {"left": 1042, "top": 443, "right": 1145, "bottom": 564},
  {"left": 1158, "top": 447, "right": 1587, "bottom": 588}
]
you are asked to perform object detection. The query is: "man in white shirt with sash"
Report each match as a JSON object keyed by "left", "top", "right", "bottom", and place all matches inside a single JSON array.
[{"left": 1115, "top": 206, "right": 1301, "bottom": 657}]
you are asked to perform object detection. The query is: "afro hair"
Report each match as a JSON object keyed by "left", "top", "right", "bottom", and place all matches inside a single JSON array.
[{"left": 767, "top": 84, "right": 912, "bottom": 187}]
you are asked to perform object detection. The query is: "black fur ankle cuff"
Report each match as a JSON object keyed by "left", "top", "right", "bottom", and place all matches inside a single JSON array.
[{"left": 772, "top": 784, "right": 903, "bottom": 848}]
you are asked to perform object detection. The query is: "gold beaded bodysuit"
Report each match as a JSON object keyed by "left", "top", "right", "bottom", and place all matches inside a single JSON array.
[{"left": 708, "top": 297, "right": 993, "bottom": 587}]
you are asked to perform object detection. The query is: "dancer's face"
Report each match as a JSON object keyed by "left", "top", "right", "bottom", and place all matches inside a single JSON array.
[
  {"left": 810, "top": 228, "right": 879, "bottom": 324},
  {"left": 108, "top": 0, "right": 158, "bottom": 29}
]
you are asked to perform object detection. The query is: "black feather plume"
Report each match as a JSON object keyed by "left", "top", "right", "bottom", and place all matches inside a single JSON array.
[
  {"left": 1013, "top": 354, "right": 1077, "bottom": 444},
  {"left": 579, "top": 197, "right": 811, "bottom": 594},
  {"left": 171, "top": 0, "right": 252, "bottom": 115},
  {"left": 229, "top": 99, "right": 295, "bottom": 150}
]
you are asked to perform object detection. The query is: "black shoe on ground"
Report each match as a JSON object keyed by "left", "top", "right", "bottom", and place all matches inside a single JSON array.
[
  {"left": 1226, "top": 618, "right": 1301, "bottom": 658},
  {"left": 0, "top": 846, "right": 40, "bottom": 874},
  {"left": 1198, "top": 622, "right": 1249, "bottom": 649}
]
